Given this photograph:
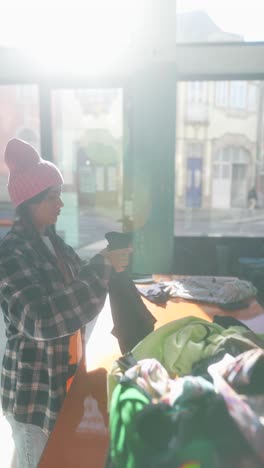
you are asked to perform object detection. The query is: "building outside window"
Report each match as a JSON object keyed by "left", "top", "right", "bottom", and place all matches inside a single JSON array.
[{"left": 175, "top": 79, "right": 261, "bottom": 236}]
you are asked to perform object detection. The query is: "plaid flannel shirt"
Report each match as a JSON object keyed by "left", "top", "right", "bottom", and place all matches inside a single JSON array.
[{"left": 0, "top": 220, "right": 111, "bottom": 435}]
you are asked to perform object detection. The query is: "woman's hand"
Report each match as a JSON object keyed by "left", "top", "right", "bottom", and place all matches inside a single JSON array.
[{"left": 101, "top": 246, "right": 133, "bottom": 272}]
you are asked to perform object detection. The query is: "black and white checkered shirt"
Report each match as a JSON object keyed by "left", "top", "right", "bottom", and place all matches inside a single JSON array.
[{"left": 0, "top": 220, "right": 111, "bottom": 435}]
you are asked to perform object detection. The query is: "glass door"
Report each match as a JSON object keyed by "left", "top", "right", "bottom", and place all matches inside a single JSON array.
[{"left": 51, "top": 87, "right": 123, "bottom": 258}]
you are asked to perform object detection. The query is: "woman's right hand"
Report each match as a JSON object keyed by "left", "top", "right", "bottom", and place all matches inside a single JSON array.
[{"left": 101, "top": 246, "right": 133, "bottom": 272}]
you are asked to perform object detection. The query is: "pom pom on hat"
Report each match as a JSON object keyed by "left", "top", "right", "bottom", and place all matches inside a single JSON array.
[{"left": 4, "top": 138, "right": 64, "bottom": 207}]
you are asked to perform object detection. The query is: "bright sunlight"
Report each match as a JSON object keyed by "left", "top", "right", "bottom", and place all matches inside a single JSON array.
[{"left": 0, "top": 0, "right": 142, "bottom": 74}]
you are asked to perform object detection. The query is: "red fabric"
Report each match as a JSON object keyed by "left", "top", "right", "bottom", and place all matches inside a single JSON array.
[{"left": 50, "top": 236, "right": 82, "bottom": 391}]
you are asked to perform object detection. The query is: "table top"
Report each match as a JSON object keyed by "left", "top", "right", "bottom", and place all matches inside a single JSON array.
[{"left": 38, "top": 282, "right": 264, "bottom": 468}]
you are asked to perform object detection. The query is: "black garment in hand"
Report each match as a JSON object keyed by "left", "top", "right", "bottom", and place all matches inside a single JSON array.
[{"left": 106, "top": 231, "right": 156, "bottom": 354}]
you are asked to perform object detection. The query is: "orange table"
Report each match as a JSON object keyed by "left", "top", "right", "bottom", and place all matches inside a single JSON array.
[{"left": 38, "top": 289, "right": 264, "bottom": 468}]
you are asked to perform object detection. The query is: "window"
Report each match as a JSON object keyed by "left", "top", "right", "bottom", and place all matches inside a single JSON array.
[
  {"left": 215, "top": 81, "right": 252, "bottom": 110},
  {"left": 175, "top": 80, "right": 263, "bottom": 236},
  {"left": 187, "top": 81, "right": 207, "bottom": 103},
  {"left": 248, "top": 84, "right": 257, "bottom": 112},
  {"left": 230, "top": 82, "right": 247, "bottom": 109},
  {"left": 215, "top": 82, "right": 229, "bottom": 107},
  {"left": 0, "top": 84, "right": 40, "bottom": 238},
  {"left": 187, "top": 142, "right": 203, "bottom": 158},
  {"left": 51, "top": 88, "right": 123, "bottom": 251}
]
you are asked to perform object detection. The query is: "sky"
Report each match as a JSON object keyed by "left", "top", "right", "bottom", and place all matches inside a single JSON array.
[
  {"left": 0, "top": 0, "right": 263, "bottom": 58},
  {"left": 0, "top": 0, "right": 139, "bottom": 73},
  {"left": 176, "top": 0, "right": 264, "bottom": 41},
  {"left": 0, "top": 1, "right": 137, "bottom": 48}
]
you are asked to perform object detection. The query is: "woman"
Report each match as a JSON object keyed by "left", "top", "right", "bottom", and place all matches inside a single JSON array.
[{"left": 0, "top": 138, "right": 132, "bottom": 468}]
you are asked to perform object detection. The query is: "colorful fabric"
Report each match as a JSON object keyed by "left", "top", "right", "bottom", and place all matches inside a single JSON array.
[
  {"left": 132, "top": 316, "right": 263, "bottom": 376},
  {"left": 124, "top": 359, "right": 171, "bottom": 400},
  {"left": 220, "top": 348, "right": 264, "bottom": 394},
  {"left": 108, "top": 371, "right": 259, "bottom": 468},
  {"left": 123, "top": 359, "right": 183, "bottom": 407},
  {"left": 208, "top": 356, "right": 264, "bottom": 464},
  {"left": 123, "top": 359, "right": 215, "bottom": 408},
  {"left": 0, "top": 220, "right": 111, "bottom": 435}
]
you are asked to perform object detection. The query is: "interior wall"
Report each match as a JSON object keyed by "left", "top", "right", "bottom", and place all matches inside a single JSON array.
[{"left": 172, "top": 236, "right": 264, "bottom": 277}]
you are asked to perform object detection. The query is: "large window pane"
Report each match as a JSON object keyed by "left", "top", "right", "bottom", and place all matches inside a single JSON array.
[
  {"left": 0, "top": 2, "right": 139, "bottom": 76},
  {"left": 176, "top": 1, "right": 264, "bottom": 43},
  {"left": 0, "top": 84, "right": 40, "bottom": 238},
  {"left": 51, "top": 88, "right": 123, "bottom": 256},
  {"left": 175, "top": 80, "right": 264, "bottom": 237}
]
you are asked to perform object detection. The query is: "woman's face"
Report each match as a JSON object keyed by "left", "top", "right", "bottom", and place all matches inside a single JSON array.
[{"left": 29, "top": 186, "right": 64, "bottom": 232}]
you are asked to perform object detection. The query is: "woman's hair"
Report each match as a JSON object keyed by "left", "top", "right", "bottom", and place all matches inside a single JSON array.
[
  {"left": 15, "top": 186, "right": 64, "bottom": 264},
  {"left": 16, "top": 188, "right": 50, "bottom": 218},
  {"left": 14, "top": 185, "right": 68, "bottom": 276},
  {"left": 15, "top": 187, "right": 56, "bottom": 242}
]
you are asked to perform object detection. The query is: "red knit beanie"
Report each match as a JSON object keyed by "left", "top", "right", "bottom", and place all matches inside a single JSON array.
[{"left": 4, "top": 138, "right": 64, "bottom": 207}]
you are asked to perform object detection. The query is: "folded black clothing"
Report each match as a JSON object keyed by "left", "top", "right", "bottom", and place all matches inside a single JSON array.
[
  {"left": 137, "top": 283, "right": 170, "bottom": 304},
  {"left": 105, "top": 231, "right": 133, "bottom": 249},
  {"left": 213, "top": 315, "right": 252, "bottom": 331}
]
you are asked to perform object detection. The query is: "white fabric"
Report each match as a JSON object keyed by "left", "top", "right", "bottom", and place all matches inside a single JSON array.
[{"left": 41, "top": 236, "right": 57, "bottom": 257}]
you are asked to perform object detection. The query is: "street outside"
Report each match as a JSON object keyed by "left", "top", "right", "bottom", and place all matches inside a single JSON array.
[
  {"left": 174, "top": 208, "right": 264, "bottom": 237},
  {"left": 1, "top": 203, "right": 264, "bottom": 252}
]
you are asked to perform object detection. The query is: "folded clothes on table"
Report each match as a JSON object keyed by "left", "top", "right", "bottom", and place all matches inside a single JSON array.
[
  {"left": 137, "top": 283, "right": 170, "bottom": 304},
  {"left": 137, "top": 276, "right": 257, "bottom": 309}
]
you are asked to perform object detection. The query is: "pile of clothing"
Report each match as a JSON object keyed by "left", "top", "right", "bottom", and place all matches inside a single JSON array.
[
  {"left": 138, "top": 276, "right": 257, "bottom": 309},
  {"left": 106, "top": 316, "right": 264, "bottom": 468}
]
